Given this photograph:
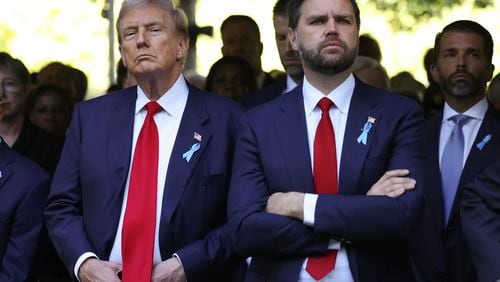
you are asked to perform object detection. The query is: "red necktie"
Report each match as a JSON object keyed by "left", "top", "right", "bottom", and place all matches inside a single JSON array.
[
  {"left": 306, "top": 97, "right": 338, "bottom": 280},
  {"left": 122, "top": 101, "right": 162, "bottom": 282}
]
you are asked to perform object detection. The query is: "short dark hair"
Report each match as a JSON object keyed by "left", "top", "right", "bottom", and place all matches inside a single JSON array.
[
  {"left": 273, "top": 0, "right": 290, "bottom": 18},
  {"left": 220, "top": 15, "right": 261, "bottom": 41},
  {"left": 205, "top": 56, "right": 257, "bottom": 94},
  {"left": 434, "top": 20, "right": 493, "bottom": 63},
  {"left": 0, "top": 52, "right": 30, "bottom": 86},
  {"left": 288, "top": 0, "right": 360, "bottom": 30}
]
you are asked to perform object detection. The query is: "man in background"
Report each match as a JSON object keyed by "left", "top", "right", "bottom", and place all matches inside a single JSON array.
[
  {"left": 412, "top": 20, "right": 499, "bottom": 282},
  {"left": 241, "top": 0, "right": 304, "bottom": 109},
  {"left": 221, "top": 15, "right": 279, "bottom": 90}
]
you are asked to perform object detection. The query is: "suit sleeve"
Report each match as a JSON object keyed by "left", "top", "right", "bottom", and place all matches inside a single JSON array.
[
  {"left": 313, "top": 102, "right": 425, "bottom": 241},
  {"left": 44, "top": 105, "right": 97, "bottom": 275},
  {"left": 228, "top": 116, "right": 329, "bottom": 258},
  {"left": 461, "top": 159, "right": 500, "bottom": 282},
  {"left": 0, "top": 174, "right": 50, "bottom": 280}
]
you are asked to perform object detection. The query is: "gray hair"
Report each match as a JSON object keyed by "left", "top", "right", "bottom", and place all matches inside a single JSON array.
[{"left": 116, "top": 0, "right": 189, "bottom": 44}]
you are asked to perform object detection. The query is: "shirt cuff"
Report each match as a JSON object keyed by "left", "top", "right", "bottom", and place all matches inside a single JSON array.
[
  {"left": 328, "top": 239, "right": 341, "bottom": 250},
  {"left": 74, "top": 252, "right": 99, "bottom": 280},
  {"left": 303, "top": 193, "right": 318, "bottom": 226},
  {"left": 172, "top": 253, "right": 184, "bottom": 269}
]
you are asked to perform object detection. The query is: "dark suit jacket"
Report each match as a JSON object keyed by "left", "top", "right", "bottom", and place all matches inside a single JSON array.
[
  {"left": 12, "top": 120, "right": 64, "bottom": 176},
  {"left": 45, "top": 84, "right": 244, "bottom": 281},
  {"left": 0, "top": 138, "right": 50, "bottom": 281},
  {"left": 412, "top": 107, "right": 500, "bottom": 282},
  {"left": 241, "top": 79, "right": 287, "bottom": 110},
  {"left": 461, "top": 158, "right": 500, "bottom": 282},
  {"left": 228, "top": 78, "right": 425, "bottom": 282}
]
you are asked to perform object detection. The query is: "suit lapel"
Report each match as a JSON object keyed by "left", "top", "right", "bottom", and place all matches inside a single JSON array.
[
  {"left": 339, "top": 80, "right": 379, "bottom": 194},
  {"left": 448, "top": 107, "right": 500, "bottom": 224},
  {"left": 162, "top": 86, "right": 211, "bottom": 223},
  {"left": 106, "top": 87, "right": 136, "bottom": 193},
  {"left": 0, "top": 140, "right": 14, "bottom": 191},
  {"left": 274, "top": 87, "right": 315, "bottom": 193}
]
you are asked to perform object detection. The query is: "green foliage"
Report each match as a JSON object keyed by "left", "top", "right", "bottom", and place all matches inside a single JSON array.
[
  {"left": 368, "top": 0, "right": 494, "bottom": 30},
  {"left": 0, "top": 23, "right": 16, "bottom": 51}
]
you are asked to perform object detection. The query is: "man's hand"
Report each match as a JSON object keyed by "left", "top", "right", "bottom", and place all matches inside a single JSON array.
[
  {"left": 79, "top": 258, "right": 121, "bottom": 282},
  {"left": 151, "top": 257, "right": 186, "bottom": 282},
  {"left": 266, "top": 192, "right": 305, "bottom": 220},
  {"left": 367, "top": 169, "right": 416, "bottom": 198}
]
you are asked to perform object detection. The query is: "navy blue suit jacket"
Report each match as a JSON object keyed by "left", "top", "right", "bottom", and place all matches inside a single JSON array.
[
  {"left": 0, "top": 138, "right": 50, "bottom": 281},
  {"left": 45, "top": 84, "right": 244, "bottom": 281},
  {"left": 228, "top": 79, "right": 424, "bottom": 281},
  {"left": 412, "top": 107, "right": 500, "bottom": 282},
  {"left": 461, "top": 158, "right": 500, "bottom": 282}
]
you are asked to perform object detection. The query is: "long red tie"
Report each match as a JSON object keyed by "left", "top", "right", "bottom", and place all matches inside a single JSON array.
[
  {"left": 122, "top": 101, "right": 162, "bottom": 282},
  {"left": 306, "top": 97, "right": 338, "bottom": 280}
]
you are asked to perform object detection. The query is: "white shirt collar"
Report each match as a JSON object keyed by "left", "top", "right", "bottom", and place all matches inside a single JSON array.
[
  {"left": 303, "top": 74, "right": 355, "bottom": 115},
  {"left": 442, "top": 97, "right": 488, "bottom": 123},
  {"left": 284, "top": 75, "right": 298, "bottom": 94},
  {"left": 136, "top": 74, "right": 189, "bottom": 119}
]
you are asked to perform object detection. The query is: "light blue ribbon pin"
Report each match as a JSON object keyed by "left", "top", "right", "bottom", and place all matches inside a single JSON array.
[
  {"left": 182, "top": 143, "right": 201, "bottom": 162},
  {"left": 357, "top": 120, "right": 374, "bottom": 145},
  {"left": 476, "top": 134, "right": 492, "bottom": 151}
]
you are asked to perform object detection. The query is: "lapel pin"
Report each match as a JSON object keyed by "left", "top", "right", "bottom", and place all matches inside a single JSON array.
[
  {"left": 0, "top": 171, "right": 2, "bottom": 178},
  {"left": 476, "top": 133, "right": 492, "bottom": 151},
  {"left": 182, "top": 143, "right": 201, "bottom": 162},
  {"left": 357, "top": 116, "right": 376, "bottom": 145},
  {"left": 194, "top": 132, "right": 202, "bottom": 142}
]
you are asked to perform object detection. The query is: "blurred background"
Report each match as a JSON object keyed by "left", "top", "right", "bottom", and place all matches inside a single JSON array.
[{"left": 1, "top": 0, "right": 499, "bottom": 99}]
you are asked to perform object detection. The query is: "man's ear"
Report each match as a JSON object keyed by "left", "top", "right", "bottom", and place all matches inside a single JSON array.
[
  {"left": 288, "top": 28, "right": 299, "bottom": 52},
  {"left": 430, "top": 63, "right": 439, "bottom": 84},
  {"left": 119, "top": 46, "right": 126, "bottom": 67},
  {"left": 485, "top": 63, "right": 495, "bottom": 82},
  {"left": 176, "top": 36, "right": 189, "bottom": 60}
]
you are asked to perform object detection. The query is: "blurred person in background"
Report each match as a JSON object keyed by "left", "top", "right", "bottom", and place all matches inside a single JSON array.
[
  {"left": 37, "top": 62, "right": 88, "bottom": 104},
  {"left": 352, "top": 55, "right": 390, "bottom": 90},
  {"left": 423, "top": 48, "right": 445, "bottom": 117},
  {"left": 205, "top": 56, "right": 257, "bottom": 102},
  {"left": 220, "top": 15, "right": 280, "bottom": 90},
  {"left": 390, "top": 71, "right": 426, "bottom": 104},
  {"left": 486, "top": 73, "right": 500, "bottom": 111},
  {"left": 27, "top": 83, "right": 73, "bottom": 137},
  {"left": 0, "top": 52, "right": 63, "bottom": 175},
  {"left": 358, "top": 34, "right": 382, "bottom": 62},
  {"left": 241, "top": 0, "right": 303, "bottom": 109}
]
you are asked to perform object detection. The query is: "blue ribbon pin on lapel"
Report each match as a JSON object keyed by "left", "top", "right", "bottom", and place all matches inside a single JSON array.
[
  {"left": 476, "top": 133, "right": 492, "bottom": 151},
  {"left": 183, "top": 143, "right": 201, "bottom": 162},
  {"left": 357, "top": 116, "right": 376, "bottom": 145}
]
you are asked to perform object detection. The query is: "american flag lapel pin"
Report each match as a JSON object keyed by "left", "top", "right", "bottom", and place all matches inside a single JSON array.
[{"left": 194, "top": 132, "right": 202, "bottom": 142}]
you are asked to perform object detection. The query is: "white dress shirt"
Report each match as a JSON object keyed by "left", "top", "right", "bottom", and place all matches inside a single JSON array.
[
  {"left": 284, "top": 74, "right": 299, "bottom": 94},
  {"left": 439, "top": 98, "right": 488, "bottom": 169},
  {"left": 74, "top": 75, "right": 189, "bottom": 278},
  {"left": 299, "top": 75, "right": 355, "bottom": 282}
]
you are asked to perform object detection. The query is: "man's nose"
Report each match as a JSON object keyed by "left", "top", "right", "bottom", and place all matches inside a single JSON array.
[
  {"left": 456, "top": 54, "right": 467, "bottom": 70},
  {"left": 136, "top": 29, "right": 150, "bottom": 47},
  {"left": 325, "top": 18, "right": 338, "bottom": 36}
]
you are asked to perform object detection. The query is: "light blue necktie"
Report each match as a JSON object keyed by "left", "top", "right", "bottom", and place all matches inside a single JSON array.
[{"left": 441, "top": 114, "right": 469, "bottom": 225}]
